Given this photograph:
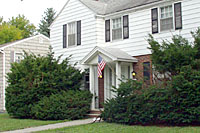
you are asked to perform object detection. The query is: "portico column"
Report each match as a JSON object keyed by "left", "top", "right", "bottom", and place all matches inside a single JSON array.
[
  {"left": 89, "top": 65, "right": 95, "bottom": 110},
  {"left": 116, "top": 61, "right": 121, "bottom": 88}
]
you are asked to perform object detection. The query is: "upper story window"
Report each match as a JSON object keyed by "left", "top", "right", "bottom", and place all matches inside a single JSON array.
[
  {"left": 105, "top": 15, "right": 129, "bottom": 42},
  {"left": 63, "top": 21, "right": 81, "bottom": 48},
  {"left": 112, "top": 17, "right": 122, "bottom": 40},
  {"left": 160, "top": 5, "right": 173, "bottom": 31},
  {"left": 151, "top": 2, "right": 182, "bottom": 34},
  {"left": 68, "top": 22, "right": 76, "bottom": 47}
]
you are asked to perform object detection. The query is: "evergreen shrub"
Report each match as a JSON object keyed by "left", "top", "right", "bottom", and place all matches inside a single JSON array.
[
  {"left": 32, "top": 90, "right": 93, "bottom": 120},
  {"left": 6, "top": 52, "right": 91, "bottom": 119}
]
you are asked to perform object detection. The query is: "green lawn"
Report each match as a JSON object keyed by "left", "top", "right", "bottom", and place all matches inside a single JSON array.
[
  {"left": 38, "top": 122, "right": 200, "bottom": 133},
  {"left": 0, "top": 113, "right": 68, "bottom": 132}
]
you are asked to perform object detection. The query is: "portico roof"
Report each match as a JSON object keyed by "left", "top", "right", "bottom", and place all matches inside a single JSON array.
[{"left": 81, "top": 46, "right": 138, "bottom": 64}]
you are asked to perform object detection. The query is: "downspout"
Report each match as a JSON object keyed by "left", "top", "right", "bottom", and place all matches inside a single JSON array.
[{"left": 0, "top": 49, "right": 6, "bottom": 110}]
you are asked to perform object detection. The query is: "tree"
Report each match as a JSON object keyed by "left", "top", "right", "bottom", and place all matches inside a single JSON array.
[
  {"left": 9, "top": 14, "right": 36, "bottom": 38},
  {"left": 38, "top": 8, "right": 56, "bottom": 37},
  {"left": 0, "top": 23, "right": 23, "bottom": 44},
  {"left": 148, "top": 34, "right": 197, "bottom": 78}
]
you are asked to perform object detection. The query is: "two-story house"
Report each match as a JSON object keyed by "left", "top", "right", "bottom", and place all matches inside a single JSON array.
[{"left": 50, "top": 0, "right": 200, "bottom": 110}]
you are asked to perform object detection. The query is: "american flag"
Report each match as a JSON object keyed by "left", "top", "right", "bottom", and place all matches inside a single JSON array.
[{"left": 98, "top": 55, "right": 106, "bottom": 78}]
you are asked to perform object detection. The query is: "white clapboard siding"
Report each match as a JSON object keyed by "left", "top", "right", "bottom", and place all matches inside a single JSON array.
[
  {"left": 96, "top": 0, "right": 200, "bottom": 57},
  {"left": 50, "top": 0, "right": 97, "bottom": 66},
  {"left": 51, "top": 0, "right": 200, "bottom": 67}
]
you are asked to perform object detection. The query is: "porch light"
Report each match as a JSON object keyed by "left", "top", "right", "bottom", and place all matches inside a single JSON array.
[{"left": 132, "top": 71, "right": 136, "bottom": 76}]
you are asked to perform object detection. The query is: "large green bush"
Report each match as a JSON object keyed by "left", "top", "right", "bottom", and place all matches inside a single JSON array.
[
  {"left": 32, "top": 90, "right": 92, "bottom": 120},
  {"left": 6, "top": 52, "right": 84, "bottom": 119},
  {"left": 102, "top": 29, "right": 200, "bottom": 125}
]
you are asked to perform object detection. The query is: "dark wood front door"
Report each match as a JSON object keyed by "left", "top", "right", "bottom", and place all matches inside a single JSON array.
[{"left": 98, "top": 70, "right": 104, "bottom": 108}]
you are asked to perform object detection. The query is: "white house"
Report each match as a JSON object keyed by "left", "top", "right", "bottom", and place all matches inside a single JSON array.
[
  {"left": 0, "top": 34, "right": 50, "bottom": 111},
  {"left": 50, "top": 0, "right": 200, "bottom": 110}
]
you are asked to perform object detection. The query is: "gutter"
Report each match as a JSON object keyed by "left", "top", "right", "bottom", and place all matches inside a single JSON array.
[{"left": 0, "top": 49, "right": 6, "bottom": 110}]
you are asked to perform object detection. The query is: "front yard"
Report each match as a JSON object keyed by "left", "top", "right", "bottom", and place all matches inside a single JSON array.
[
  {"left": 37, "top": 122, "right": 200, "bottom": 133},
  {"left": 0, "top": 113, "right": 68, "bottom": 132}
]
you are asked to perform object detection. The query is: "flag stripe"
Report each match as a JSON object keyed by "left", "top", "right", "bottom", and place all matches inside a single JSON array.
[{"left": 98, "top": 55, "right": 106, "bottom": 78}]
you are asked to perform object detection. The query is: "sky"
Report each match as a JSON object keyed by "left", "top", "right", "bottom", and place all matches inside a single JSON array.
[{"left": 0, "top": 0, "right": 67, "bottom": 27}]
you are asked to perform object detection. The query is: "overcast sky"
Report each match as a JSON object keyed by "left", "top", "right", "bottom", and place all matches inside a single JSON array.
[{"left": 0, "top": 0, "right": 67, "bottom": 27}]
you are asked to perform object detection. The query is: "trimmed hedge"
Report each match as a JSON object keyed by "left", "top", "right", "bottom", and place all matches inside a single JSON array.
[{"left": 32, "top": 90, "right": 93, "bottom": 120}]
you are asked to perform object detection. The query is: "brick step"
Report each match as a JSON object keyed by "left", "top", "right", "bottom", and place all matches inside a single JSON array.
[
  {"left": 90, "top": 110, "right": 101, "bottom": 114},
  {"left": 87, "top": 113, "right": 101, "bottom": 118}
]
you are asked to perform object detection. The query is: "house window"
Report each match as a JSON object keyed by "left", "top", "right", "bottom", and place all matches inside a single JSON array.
[
  {"left": 143, "top": 62, "right": 150, "bottom": 82},
  {"left": 160, "top": 5, "right": 173, "bottom": 31},
  {"left": 68, "top": 22, "right": 76, "bottom": 47},
  {"left": 112, "top": 17, "right": 122, "bottom": 40},
  {"left": 15, "top": 53, "right": 23, "bottom": 63},
  {"left": 152, "top": 2, "right": 182, "bottom": 34},
  {"left": 105, "top": 15, "right": 129, "bottom": 42},
  {"left": 63, "top": 21, "right": 81, "bottom": 48}
]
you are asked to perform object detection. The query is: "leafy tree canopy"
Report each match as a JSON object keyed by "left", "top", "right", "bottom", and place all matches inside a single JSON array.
[
  {"left": 0, "top": 23, "right": 23, "bottom": 44},
  {"left": 38, "top": 8, "right": 56, "bottom": 37},
  {"left": 8, "top": 14, "right": 36, "bottom": 38}
]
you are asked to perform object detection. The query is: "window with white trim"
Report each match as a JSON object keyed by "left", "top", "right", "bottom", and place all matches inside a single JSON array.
[
  {"left": 112, "top": 17, "right": 122, "bottom": 40},
  {"left": 15, "top": 53, "right": 23, "bottom": 63},
  {"left": 68, "top": 22, "right": 76, "bottom": 47},
  {"left": 160, "top": 5, "right": 173, "bottom": 31},
  {"left": 105, "top": 15, "right": 129, "bottom": 42}
]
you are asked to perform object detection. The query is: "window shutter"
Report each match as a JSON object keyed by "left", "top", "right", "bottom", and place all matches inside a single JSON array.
[
  {"left": 151, "top": 8, "right": 158, "bottom": 34},
  {"left": 63, "top": 24, "right": 67, "bottom": 48},
  {"left": 105, "top": 19, "right": 110, "bottom": 42},
  {"left": 77, "top": 21, "right": 81, "bottom": 46},
  {"left": 10, "top": 51, "right": 15, "bottom": 63},
  {"left": 123, "top": 15, "right": 129, "bottom": 39},
  {"left": 174, "top": 2, "right": 182, "bottom": 30}
]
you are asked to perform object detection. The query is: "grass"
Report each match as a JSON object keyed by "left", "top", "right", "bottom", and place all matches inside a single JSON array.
[
  {"left": 37, "top": 122, "right": 200, "bottom": 133},
  {"left": 0, "top": 113, "right": 68, "bottom": 132}
]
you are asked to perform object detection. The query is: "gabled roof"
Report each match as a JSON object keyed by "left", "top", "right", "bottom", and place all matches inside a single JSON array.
[
  {"left": 81, "top": 46, "right": 138, "bottom": 64},
  {"left": 80, "top": 0, "right": 163, "bottom": 15},
  {"left": 50, "top": 0, "right": 164, "bottom": 28},
  {"left": 0, "top": 34, "right": 49, "bottom": 50}
]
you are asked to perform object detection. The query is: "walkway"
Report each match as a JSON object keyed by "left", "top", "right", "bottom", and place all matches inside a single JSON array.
[{"left": 2, "top": 118, "right": 93, "bottom": 133}]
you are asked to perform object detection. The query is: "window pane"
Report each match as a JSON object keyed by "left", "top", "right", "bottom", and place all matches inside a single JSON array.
[
  {"left": 68, "top": 22, "right": 76, "bottom": 46},
  {"left": 160, "top": 17, "right": 173, "bottom": 31},
  {"left": 143, "top": 62, "right": 150, "bottom": 81},
  {"left": 160, "top": 5, "right": 173, "bottom": 31},
  {"left": 68, "top": 34, "right": 75, "bottom": 46},
  {"left": 112, "top": 17, "right": 122, "bottom": 40},
  {"left": 112, "top": 28, "right": 122, "bottom": 40}
]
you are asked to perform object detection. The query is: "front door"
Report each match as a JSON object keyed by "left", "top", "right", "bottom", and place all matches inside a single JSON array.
[{"left": 98, "top": 70, "right": 104, "bottom": 108}]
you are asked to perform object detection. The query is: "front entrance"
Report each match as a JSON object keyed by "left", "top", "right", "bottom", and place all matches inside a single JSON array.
[{"left": 81, "top": 46, "right": 138, "bottom": 110}]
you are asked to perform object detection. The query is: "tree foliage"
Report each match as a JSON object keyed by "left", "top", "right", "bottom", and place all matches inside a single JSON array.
[
  {"left": 6, "top": 52, "right": 86, "bottom": 119},
  {"left": 0, "top": 23, "right": 23, "bottom": 44},
  {"left": 8, "top": 14, "right": 36, "bottom": 38},
  {"left": 102, "top": 28, "right": 200, "bottom": 126},
  {"left": 0, "top": 15, "right": 36, "bottom": 45},
  {"left": 38, "top": 8, "right": 56, "bottom": 37},
  {"left": 148, "top": 34, "right": 197, "bottom": 76}
]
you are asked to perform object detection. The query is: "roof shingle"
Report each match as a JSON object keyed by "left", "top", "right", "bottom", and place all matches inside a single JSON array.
[{"left": 80, "top": 0, "right": 163, "bottom": 15}]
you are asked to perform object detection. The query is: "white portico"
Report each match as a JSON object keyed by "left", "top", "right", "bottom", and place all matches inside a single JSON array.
[{"left": 81, "top": 46, "right": 138, "bottom": 110}]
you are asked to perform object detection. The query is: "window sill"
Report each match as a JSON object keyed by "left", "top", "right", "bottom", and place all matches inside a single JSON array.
[{"left": 156, "top": 28, "right": 182, "bottom": 34}]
